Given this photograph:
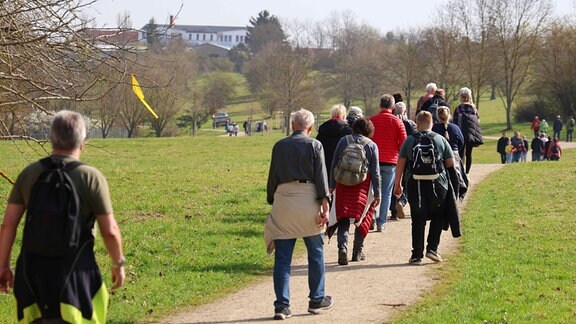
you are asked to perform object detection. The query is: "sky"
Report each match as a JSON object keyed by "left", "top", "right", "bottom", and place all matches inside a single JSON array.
[{"left": 85, "top": 0, "right": 576, "bottom": 34}]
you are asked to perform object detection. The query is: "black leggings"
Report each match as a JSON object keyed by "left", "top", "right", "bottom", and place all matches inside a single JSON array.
[{"left": 462, "top": 143, "right": 474, "bottom": 174}]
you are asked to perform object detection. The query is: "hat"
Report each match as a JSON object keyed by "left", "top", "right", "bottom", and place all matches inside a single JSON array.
[{"left": 348, "top": 106, "right": 363, "bottom": 117}]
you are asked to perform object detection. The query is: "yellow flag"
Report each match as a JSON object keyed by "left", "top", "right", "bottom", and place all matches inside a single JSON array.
[{"left": 131, "top": 75, "right": 159, "bottom": 119}]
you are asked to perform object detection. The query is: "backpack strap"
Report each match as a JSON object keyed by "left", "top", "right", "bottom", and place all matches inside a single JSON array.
[{"left": 39, "top": 156, "right": 83, "bottom": 172}]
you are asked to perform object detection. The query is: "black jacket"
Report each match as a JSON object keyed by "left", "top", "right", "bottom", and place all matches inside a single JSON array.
[
  {"left": 316, "top": 118, "right": 352, "bottom": 175},
  {"left": 418, "top": 95, "right": 450, "bottom": 114},
  {"left": 453, "top": 104, "right": 483, "bottom": 146},
  {"left": 497, "top": 136, "right": 508, "bottom": 154}
]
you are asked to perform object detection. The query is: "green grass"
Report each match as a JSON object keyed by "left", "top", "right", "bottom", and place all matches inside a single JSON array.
[
  {"left": 1, "top": 87, "right": 569, "bottom": 322},
  {"left": 394, "top": 150, "right": 576, "bottom": 323},
  {"left": 0, "top": 135, "right": 284, "bottom": 322}
]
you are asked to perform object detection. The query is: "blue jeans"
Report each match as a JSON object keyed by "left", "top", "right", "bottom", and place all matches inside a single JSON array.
[
  {"left": 273, "top": 234, "right": 325, "bottom": 309},
  {"left": 376, "top": 164, "right": 396, "bottom": 226}
]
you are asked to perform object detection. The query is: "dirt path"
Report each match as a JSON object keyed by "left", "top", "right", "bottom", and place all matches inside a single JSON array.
[{"left": 161, "top": 164, "right": 503, "bottom": 323}]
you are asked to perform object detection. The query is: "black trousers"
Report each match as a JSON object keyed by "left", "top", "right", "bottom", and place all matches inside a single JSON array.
[
  {"left": 499, "top": 153, "right": 507, "bottom": 164},
  {"left": 406, "top": 178, "right": 446, "bottom": 259}
]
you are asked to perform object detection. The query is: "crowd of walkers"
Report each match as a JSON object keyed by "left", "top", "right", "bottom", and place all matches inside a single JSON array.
[
  {"left": 498, "top": 114, "right": 569, "bottom": 164},
  {"left": 264, "top": 83, "right": 480, "bottom": 320}
]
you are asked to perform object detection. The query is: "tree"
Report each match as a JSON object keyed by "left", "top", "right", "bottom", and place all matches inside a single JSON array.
[
  {"left": 451, "top": 0, "right": 498, "bottom": 110},
  {"left": 246, "top": 10, "right": 286, "bottom": 54},
  {"left": 489, "top": 0, "right": 553, "bottom": 129},
  {"left": 532, "top": 21, "right": 576, "bottom": 118},
  {"left": 385, "top": 30, "right": 427, "bottom": 117},
  {"left": 143, "top": 17, "right": 161, "bottom": 51},
  {"left": 228, "top": 43, "right": 250, "bottom": 72},
  {"left": 202, "top": 72, "right": 237, "bottom": 115},
  {"left": 245, "top": 42, "right": 322, "bottom": 135},
  {"left": 421, "top": 7, "right": 467, "bottom": 102}
]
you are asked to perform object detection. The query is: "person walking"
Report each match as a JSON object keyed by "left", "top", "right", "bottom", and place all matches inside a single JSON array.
[
  {"left": 453, "top": 87, "right": 483, "bottom": 173},
  {"left": 346, "top": 106, "right": 364, "bottom": 127},
  {"left": 510, "top": 131, "right": 525, "bottom": 163},
  {"left": 539, "top": 118, "right": 549, "bottom": 135},
  {"left": 553, "top": 115, "right": 563, "bottom": 140},
  {"left": 530, "top": 116, "right": 541, "bottom": 138},
  {"left": 547, "top": 137, "right": 562, "bottom": 161},
  {"left": 328, "top": 117, "right": 381, "bottom": 265},
  {"left": 0, "top": 110, "right": 125, "bottom": 323},
  {"left": 433, "top": 106, "right": 468, "bottom": 200},
  {"left": 393, "top": 111, "right": 459, "bottom": 264},
  {"left": 566, "top": 115, "right": 574, "bottom": 142},
  {"left": 264, "top": 108, "right": 333, "bottom": 320},
  {"left": 316, "top": 104, "right": 352, "bottom": 179},
  {"left": 496, "top": 132, "right": 509, "bottom": 164},
  {"left": 390, "top": 102, "right": 416, "bottom": 220},
  {"left": 531, "top": 134, "right": 544, "bottom": 162},
  {"left": 416, "top": 83, "right": 437, "bottom": 112},
  {"left": 370, "top": 94, "right": 407, "bottom": 232}
]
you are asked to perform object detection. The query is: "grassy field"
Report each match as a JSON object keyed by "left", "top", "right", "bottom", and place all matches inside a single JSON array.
[
  {"left": 0, "top": 135, "right": 284, "bottom": 322},
  {"left": 1, "top": 92, "right": 572, "bottom": 322},
  {"left": 395, "top": 150, "right": 576, "bottom": 323}
]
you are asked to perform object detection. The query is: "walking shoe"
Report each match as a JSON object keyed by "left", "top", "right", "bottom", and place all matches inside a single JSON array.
[
  {"left": 308, "top": 296, "right": 334, "bottom": 314},
  {"left": 389, "top": 216, "right": 399, "bottom": 221},
  {"left": 376, "top": 224, "right": 384, "bottom": 232},
  {"left": 351, "top": 249, "right": 365, "bottom": 262},
  {"left": 408, "top": 257, "right": 422, "bottom": 265},
  {"left": 369, "top": 221, "right": 375, "bottom": 231},
  {"left": 274, "top": 307, "right": 292, "bottom": 320},
  {"left": 338, "top": 247, "right": 348, "bottom": 265},
  {"left": 425, "top": 250, "right": 443, "bottom": 262},
  {"left": 396, "top": 203, "right": 405, "bottom": 219}
]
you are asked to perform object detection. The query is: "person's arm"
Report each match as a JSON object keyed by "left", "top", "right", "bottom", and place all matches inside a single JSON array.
[
  {"left": 316, "top": 197, "right": 330, "bottom": 227},
  {"left": 393, "top": 157, "right": 407, "bottom": 198},
  {"left": 96, "top": 213, "right": 125, "bottom": 290},
  {"left": 0, "top": 203, "right": 25, "bottom": 293}
]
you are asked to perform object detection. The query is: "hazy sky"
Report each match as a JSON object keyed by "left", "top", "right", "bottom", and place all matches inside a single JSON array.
[{"left": 86, "top": 0, "right": 575, "bottom": 33}]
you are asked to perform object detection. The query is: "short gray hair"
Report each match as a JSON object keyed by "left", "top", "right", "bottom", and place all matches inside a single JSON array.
[
  {"left": 50, "top": 110, "right": 86, "bottom": 150},
  {"left": 291, "top": 108, "right": 315, "bottom": 129},
  {"left": 426, "top": 83, "right": 437, "bottom": 93},
  {"left": 379, "top": 94, "right": 395, "bottom": 109},
  {"left": 394, "top": 102, "right": 407, "bottom": 116}
]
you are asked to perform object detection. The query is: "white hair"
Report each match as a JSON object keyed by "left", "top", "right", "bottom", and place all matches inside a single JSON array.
[
  {"left": 426, "top": 83, "right": 438, "bottom": 93},
  {"left": 291, "top": 108, "right": 315, "bottom": 129},
  {"left": 330, "top": 104, "right": 347, "bottom": 118}
]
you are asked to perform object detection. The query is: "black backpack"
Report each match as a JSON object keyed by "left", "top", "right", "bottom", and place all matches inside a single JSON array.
[
  {"left": 23, "top": 157, "right": 83, "bottom": 257},
  {"left": 410, "top": 132, "right": 444, "bottom": 180},
  {"left": 428, "top": 100, "right": 440, "bottom": 123}
]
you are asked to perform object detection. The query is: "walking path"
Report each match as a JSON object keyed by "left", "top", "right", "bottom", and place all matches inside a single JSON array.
[{"left": 161, "top": 164, "right": 504, "bottom": 324}]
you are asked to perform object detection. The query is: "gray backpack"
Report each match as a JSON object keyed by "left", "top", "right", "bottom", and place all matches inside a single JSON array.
[{"left": 333, "top": 135, "right": 370, "bottom": 186}]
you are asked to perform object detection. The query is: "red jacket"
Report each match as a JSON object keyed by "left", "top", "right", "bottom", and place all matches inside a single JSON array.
[{"left": 370, "top": 109, "right": 407, "bottom": 164}]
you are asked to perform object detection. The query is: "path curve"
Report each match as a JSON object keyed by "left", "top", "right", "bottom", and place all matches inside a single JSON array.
[{"left": 161, "top": 164, "right": 503, "bottom": 323}]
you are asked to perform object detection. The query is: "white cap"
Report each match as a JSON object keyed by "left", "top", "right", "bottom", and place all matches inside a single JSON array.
[{"left": 349, "top": 106, "right": 363, "bottom": 117}]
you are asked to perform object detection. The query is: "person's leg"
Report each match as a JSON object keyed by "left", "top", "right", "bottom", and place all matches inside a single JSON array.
[
  {"left": 465, "top": 144, "right": 473, "bottom": 173},
  {"left": 407, "top": 179, "right": 426, "bottom": 261},
  {"left": 351, "top": 230, "right": 365, "bottom": 261},
  {"left": 303, "top": 234, "right": 326, "bottom": 301},
  {"left": 336, "top": 220, "right": 350, "bottom": 265},
  {"left": 389, "top": 194, "right": 398, "bottom": 220},
  {"left": 500, "top": 153, "right": 506, "bottom": 164},
  {"left": 426, "top": 205, "right": 445, "bottom": 254},
  {"left": 376, "top": 164, "right": 395, "bottom": 229},
  {"left": 273, "top": 238, "right": 297, "bottom": 309}
]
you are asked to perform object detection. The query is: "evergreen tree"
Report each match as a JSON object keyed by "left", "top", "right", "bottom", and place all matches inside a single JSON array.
[{"left": 246, "top": 10, "right": 286, "bottom": 54}]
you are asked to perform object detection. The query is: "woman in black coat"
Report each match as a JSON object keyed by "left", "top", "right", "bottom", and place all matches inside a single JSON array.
[
  {"left": 452, "top": 87, "right": 483, "bottom": 174},
  {"left": 316, "top": 104, "right": 352, "bottom": 178}
]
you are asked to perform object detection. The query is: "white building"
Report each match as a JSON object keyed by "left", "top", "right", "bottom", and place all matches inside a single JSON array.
[{"left": 138, "top": 24, "right": 248, "bottom": 49}]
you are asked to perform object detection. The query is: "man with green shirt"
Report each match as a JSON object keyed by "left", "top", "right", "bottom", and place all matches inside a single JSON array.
[
  {"left": 0, "top": 110, "right": 125, "bottom": 323},
  {"left": 393, "top": 111, "right": 456, "bottom": 265}
]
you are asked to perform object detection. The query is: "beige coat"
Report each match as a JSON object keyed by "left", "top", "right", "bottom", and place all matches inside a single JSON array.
[{"left": 264, "top": 182, "right": 325, "bottom": 254}]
